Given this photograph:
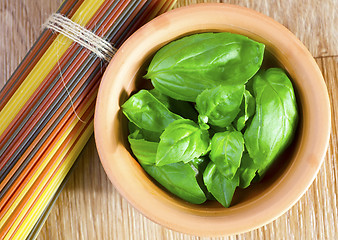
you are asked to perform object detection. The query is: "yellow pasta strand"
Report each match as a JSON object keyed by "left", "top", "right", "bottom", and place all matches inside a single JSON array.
[
  {"left": 146, "top": 0, "right": 166, "bottom": 21},
  {"left": 2, "top": 117, "right": 94, "bottom": 239},
  {"left": 0, "top": 92, "right": 96, "bottom": 231},
  {"left": 0, "top": 0, "right": 105, "bottom": 136},
  {"left": 0, "top": 1, "right": 178, "bottom": 239},
  {"left": 8, "top": 121, "right": 94, "bottom": 240}
]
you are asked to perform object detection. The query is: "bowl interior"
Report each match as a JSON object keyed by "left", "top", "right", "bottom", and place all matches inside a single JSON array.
[
  {"left": 120, "top": 45, "right": 300, "bottom": 207},
  {"left": 95, "top": 3, "right": 330, "bottom": 236}
]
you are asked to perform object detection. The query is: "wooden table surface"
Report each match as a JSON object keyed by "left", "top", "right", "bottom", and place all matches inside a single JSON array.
[{"left": 0, "top": 0, "right": 337, "bottom": 239}]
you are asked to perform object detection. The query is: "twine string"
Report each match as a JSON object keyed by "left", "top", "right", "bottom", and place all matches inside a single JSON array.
[
  {"left": 43, "top": 13, "right": 117, "bottom": 62},
  {"left": 43, "top": 13, "right": 118, "bottom": 121}
]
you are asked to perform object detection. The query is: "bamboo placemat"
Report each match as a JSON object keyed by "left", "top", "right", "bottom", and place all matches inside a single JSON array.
[{"left": 1, "top": 0, "right": 337, "bottom": 239}]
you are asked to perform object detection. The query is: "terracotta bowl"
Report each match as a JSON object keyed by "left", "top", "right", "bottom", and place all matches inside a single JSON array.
[{"left": 94, "top": 3, "right": 330, "bottom": 236}]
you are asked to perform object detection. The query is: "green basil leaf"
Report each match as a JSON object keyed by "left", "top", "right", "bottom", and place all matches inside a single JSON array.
[
  {"left": 190, "top": 157, "right": 215, "bottom": 200},
  {"left": 145, "top": 32, "right": 265, "bottom": 101},
  {"left": 196, "top": 85, "right": 244, "bottom": 128},
  {"left": 128, "top": 122, "right": 161, "bottom": 142},
  {"left": 226, "top": 125, "right": 236, "bottom": 132},
  {"left": 235, "top": 90, "right": 255, "bottom": 131},
  {"left": 142, "top": 162, "right": 207, "bottom": 204},
  {"left": 122, "top": 90, "right": 182, "bottom": 132},
  {"left": 156, "top": 119, "right": 210, "bottom": 166},
  {"left": 236, "top": 153, "right": 258, "bottom": 188},
  {"left": 148, "top": 88, "right": 171, "bottom": 108},
  {"left": 129, "top": 129, "right": 207, "bottom": 204},
  {"left": 190, "top": 157, "right": 208, "bottom": 172},
  {"left": 128, "top": 121, "right": 139, "bottom": 135},
  {"left": 209, "top": 131, "right": 244, "bottom": 179},
  {"left": 149, "top": 88, "right": 198, "bottom": 122},
  {"left": 128, "top": 130, "right": 158, "bottom": 165},
  {"left": 203, "top": 161, "right": 239, "bottom": 207},
  {"left": 244, "top": 68, "right": 298, "bottom": 175}
]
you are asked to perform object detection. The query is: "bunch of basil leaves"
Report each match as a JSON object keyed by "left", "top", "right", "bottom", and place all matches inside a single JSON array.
[{"left": 122, "top": 32, "right": 298, "bottom": 207}]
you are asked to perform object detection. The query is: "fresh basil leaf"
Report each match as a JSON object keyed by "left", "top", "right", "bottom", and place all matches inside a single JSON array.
[
  {"left": 226, "top": 125, "right": 237, "bottom": 132},
  {"left": 129, "top": 129, "right": 207, "bottom": 204},
  {"left": 203, "top": 161, "right": 239, "bottom": 207},
  {"left": 236, "top": 153, "right": 258, "bottom": 188},
  {"left": 149, "top": 88, "right": 198, "bottom": 122},
  {"left": 190, "top": 157, "right": 215, "bottom": 200},
  {"left": 196, "top": 85, "right": 244, "bottom": 128},
  {"left": 145, "top": 32, "right": 265, "bottom": 101},
  {"left": 128, "top": 121, "right": 139, "bottom": 135},
  {"left": 128, "top": 130, "right": 158, "bottom": 165},
  {"left": 208, "top": 125, "right": 227, "bottom": 139},
  {"left": 148, "top": 88, "right": 171, "bottom": 107},
  {"left": 156, "top": 119, "right": 210, "bottom": 166},
  {"left": 122, "top": 90, "right": 182, "bottom": 133},
  {"left": 209, "top": 131, "right": 244, "bottom": 179},
  {"left": 128, "top": 122, "right": 161, "bottom": 142},
  {"left": 244, "top": 68, "right": 298, "bottom": 175},
  {"left": 190, "top": 157, "right": 208, "bottom": 172},
  {"left": 235, "top": 90, "right": 255, "bottom": 131},
  {"left": 142, "top": 162, "right": 207, "bottom": 204}
]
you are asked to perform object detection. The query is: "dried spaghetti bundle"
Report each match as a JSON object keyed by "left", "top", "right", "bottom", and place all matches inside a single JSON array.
[{"left": 0, "top": 0, "right": 176, "bottom": 238}]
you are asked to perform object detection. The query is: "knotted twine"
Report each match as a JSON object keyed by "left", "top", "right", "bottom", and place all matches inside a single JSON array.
[{"left": 44, "top": 13, "right": 117, "bottom": 62}]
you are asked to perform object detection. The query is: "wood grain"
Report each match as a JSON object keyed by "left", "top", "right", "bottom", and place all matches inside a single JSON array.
[{"left": 0, "top": 0, "right": 337, "bottom": 239}]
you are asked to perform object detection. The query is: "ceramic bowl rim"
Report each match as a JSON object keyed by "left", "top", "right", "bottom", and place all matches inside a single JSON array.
[{"left": 94, "top": 3, "right": 330, "bottom": 236}]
